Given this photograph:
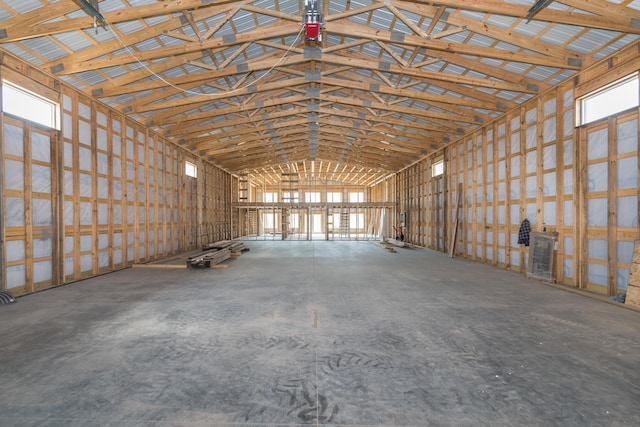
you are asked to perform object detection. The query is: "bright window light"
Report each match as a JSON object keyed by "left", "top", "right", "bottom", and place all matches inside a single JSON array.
[
  {"left": 305, "top": 192, "right": 321, "bottom": 203},
  {"left": 185, "top": 161, "right": 197, "bottom": 178},
  {"left": 349, "top": 192, "right": 364, "bottom": 202},
  {"left": 327, "top": 192, "right": 342, "bottom": 202},
  {"left": 2, "top": 81, "right": 59, "bottom": 129},
  {"left": 283, "top": 192, "right": 299, "bottom": 203},
  {"left": 578, "top": 73, "right": 639, "bottom": 126},
  {"left": 432, "top": 159, "right": 444, "bottom": 177},
  {"left": 263, "top": 192, "right": 277, "bottom": 202}
]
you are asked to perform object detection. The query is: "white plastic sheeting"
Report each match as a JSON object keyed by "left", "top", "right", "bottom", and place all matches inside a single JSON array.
[
  {"left": 5, "top": 159, "right": 24, "bottom": 190},
  {"left": 526, "top": 204, "right": 537, "bottom": 224},
  {"left": 587, "top": 198, "right": 607, "bottom": 226},
  {"left": 618, "top": 157, "right": 637, "bottom": 189},
  {"left": 6, "top": 240, "right": 25, "bottom": 262},
  {"left": 511, "top": 133, "right": 520, "bottom": 154},
  {"left": 510, "top": 204, "right": 520, "bottom": 225},
  {"left": 617, "top": 196, "right": 638, "bottom": 227},
  {"left": 588, "top": 239, "right": 607, "bottom": 260},
  {"left": 563, "top": 200, "right": 573, "bottom": 226},
  {"left": 525, "top": 176, "right": 536, "bottom": 198},
  {"left": 65, "top": 257, "right": 74, "bottom": 276},
  {"left": 510, "top": 179, "right": 520, "bottom": 199},
  {"left": 80, "top": 201, "right": 92, "bottom": 225},
  {"left": 32, "top": 199, "right": 52, "bottom": 226},
  {"left": 587, "top": 263, "right": 607, "bottom": 286},
  {"left": 4, "top": 123, "right": 23, "bottom": 155},
  {"left": 543, "top": 202, "right": 556, "bottom": 225},
  {"left": 587, "top": 162, "right": 607, "bottom": 192},
  {"left": 587, "top": 128, "right": 608, "bottom": 160},
  {"left": 543, "top": 117, "right": 556, "bottom": 143},
  {"left": 617, "top": 119, "right": 637, "bottom": 153},
  {"left": 563, "top": 169, "right": 573, "bottom": 194},
  {"left": 563, "top": 259, "right": 573, "bottom": 278},
  {"left": 32, "top": 164, "right": 51, "bottom": 193},
  {"left": 6, "top": 265, "right": 26, "bottom": 289},
  {"left": 79, "top": 120, "right": 91, "bottom": 147},
  {"left": 64, "top": 200, "right": 74, "bottom": 226},
  {"left": 510, "top": 156, "right": 520, "bottom": 177},
  {"left": 563, "top": 139, "right": 573, "bottom": 165},
  {"left": 33, "top": 260, "right": 52, "bottom": 283},
  {"left": 526, "top": 125, "right": 537, "bottom": 149},
  {"left": 5, "top": 197, "right": 25, "bottom": 226},
  {"left": 80, "top": 254, "right": 92, "bottom": 272},
  {"left": 543, "top": 172, "right": 556, "bottom": 196}
]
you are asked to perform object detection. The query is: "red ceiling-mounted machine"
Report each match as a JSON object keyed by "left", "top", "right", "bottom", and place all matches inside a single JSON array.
[{"left": 304, "top": 0, "right": 323, "bottom": 42}]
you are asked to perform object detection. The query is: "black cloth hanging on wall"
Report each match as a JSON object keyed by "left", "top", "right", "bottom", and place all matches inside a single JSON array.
[{"left": 517, "top": 218, "right": 531, "bottom": 247}]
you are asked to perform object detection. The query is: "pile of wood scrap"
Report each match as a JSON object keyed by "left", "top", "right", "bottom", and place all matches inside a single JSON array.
[
  {"left": 188, "top": 240, "right": 250, "bottom": 268},
  {"left": 385, "top": 237, "right": 406, "bottom": 247},
  {"left": 202, "top": 240, "right": 250, "bottom": 254},
  {"left": 187, "top": 248, "right": 231, "bottom": 268}
]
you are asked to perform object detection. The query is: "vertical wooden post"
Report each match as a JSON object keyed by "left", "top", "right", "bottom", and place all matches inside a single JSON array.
[
  {"left": 607, "top": 117, "right": 618, "bottom": 295},
  {"left": 504, "top": 116, "right": 512, "bottom": 270},
  {"left": 555, "top": 88, "right": 566, "bottom": 284},
  {"left": 0, "top": 112, "right": 5, "bottom": 292},
  {"left": 576, "top": 125, "right": 588, "bottom": 289},
  {"left": 519, "top": 108, "right": 527, "bottom": 272},
  {"left": 23, "top": 124, "right": 33, "bottom": 293},
  {"left": 51, "top": 130, "right": 63, "bottom": 287}
]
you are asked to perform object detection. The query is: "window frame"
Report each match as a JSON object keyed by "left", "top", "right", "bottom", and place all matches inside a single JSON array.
[
  {"left": 432, "top": 158, "right": 444, "bottom": 177},
  {"left": 576, "top": 72, "right": 639, "bottom": 126},
  {"left": 184, "top": 160, "right": 197, "bottom": 178},
  {"left": 2, "top": 80, "right": 60, "bottom": 130}
]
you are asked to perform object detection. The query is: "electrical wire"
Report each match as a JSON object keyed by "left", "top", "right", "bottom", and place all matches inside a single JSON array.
[{"left": 102, "top": 17, "right": 305, "bottom": 98}]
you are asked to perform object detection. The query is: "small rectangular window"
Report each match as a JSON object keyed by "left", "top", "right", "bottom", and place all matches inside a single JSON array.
[
  {"left": 263, "top": 192, "right": 277, "bottom": 202},
  {"left": 577, "top": 73, "right": 639, "bottom": 126},
  {"left": 185, "top": 161, "right": 197, "bottom": 178},
  {"left": 348, "top": 192, "right": 364, "bottom": 202},
  {"left": 2, "top": 81, "right": 59, "bottom": 129},
  {"left": 432, "top": 159, "right": 444, "bottom": 177},
  {"left": 305, "top": 192, "right": 321, "bottom": 203},
  {"left": 327, "top": 192, "right": 342, "bottom": 202},
  {"left": 283, "top": 192, "right": 299, "bottom": 203}
]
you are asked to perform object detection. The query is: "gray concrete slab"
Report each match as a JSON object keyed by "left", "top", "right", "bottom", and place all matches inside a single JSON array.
[{"left": 0, "top": 240, "right": 639, "bottom": 427}]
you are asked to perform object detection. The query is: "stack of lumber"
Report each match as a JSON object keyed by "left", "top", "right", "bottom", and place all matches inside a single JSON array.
[
  {"left": 187, "top": 240, "right": 250, "bottom": 268},
  {"left": 187, "top": 248, "right": 231, "bottom": 268},
  {"left": 202, "top": 240, "right": 250, "bottom": 255}
]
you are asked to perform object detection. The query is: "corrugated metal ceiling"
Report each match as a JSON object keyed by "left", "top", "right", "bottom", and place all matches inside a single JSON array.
[{"left": 0, "top": 0, "right": 638, "bottom": 185}]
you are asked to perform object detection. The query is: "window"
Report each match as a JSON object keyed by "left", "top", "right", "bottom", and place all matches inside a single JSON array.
[
  {"left": 305, "top": 192, "right": 320, "bottom": 203},
  {"left": 350, "top": 213, "right": 365, "bottom": 228},
  {"left": 349, "top": 192, "right": 364, "bottom": 202},
  {"left": 263, "top": 192, "right": 277, "bottom": 202},
  {"left": 283, "top": 192, "right": 299, "bottom": 203},
  {"left": 432, "top": 159, "right": 444, "bottom": 177},
  {"left": 327, "top": 192, "right": 342, "bottom": 202},
  {"left": 577, "top": 73, "right": 639, "bottom": 126},
  {"left": 185, "top": 161, "right": 197, "bottom": 178},
  {"left": 2, "top": 81, "right": 59, "bottom": 129}
]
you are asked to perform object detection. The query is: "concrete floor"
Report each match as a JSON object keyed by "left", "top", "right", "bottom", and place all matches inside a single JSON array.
[{"left": 0, "top": 241, "right": 639, "bottom": 427}]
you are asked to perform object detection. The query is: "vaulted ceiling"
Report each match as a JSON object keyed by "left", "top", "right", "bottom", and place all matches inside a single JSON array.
[{"left": 0, "top": 0, "right": 639, "bottom": 185}]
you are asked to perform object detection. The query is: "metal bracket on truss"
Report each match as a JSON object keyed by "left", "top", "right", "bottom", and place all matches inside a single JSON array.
[
  {"left": 526, "top": 0, "right": 554, "bottom": 22},
  {"left": 73, "top": 0, "right": 107, "bottom": 28}
]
